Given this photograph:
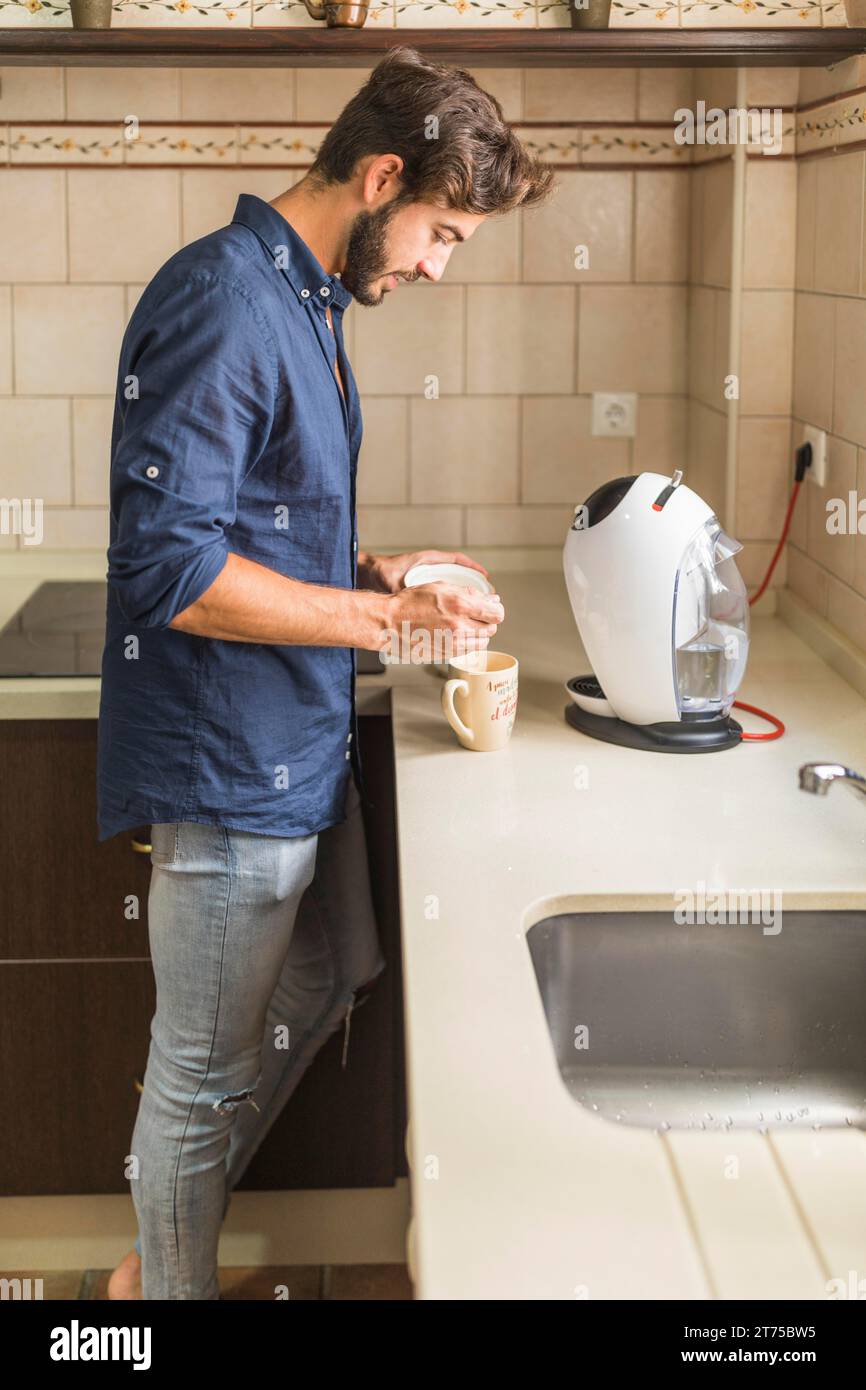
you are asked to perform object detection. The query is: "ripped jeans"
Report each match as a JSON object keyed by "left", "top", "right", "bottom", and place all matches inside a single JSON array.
[{"left": 129, "top": 773, "right": 386, "bottom": 1300}]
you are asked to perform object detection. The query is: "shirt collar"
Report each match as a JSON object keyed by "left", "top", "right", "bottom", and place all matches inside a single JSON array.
[{"left": 231, "top": 193, "right": 353, "bottom": 313}]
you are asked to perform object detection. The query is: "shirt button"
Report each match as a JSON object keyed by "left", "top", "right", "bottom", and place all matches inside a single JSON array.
[
  {"left": 347, "top": 732, "right": 353, "bottom": 743},
  {"left": 145, "top": 466, "right": 159, "bottom": 479},
  {"left": 345, "top": 749, "right": 351, "bottom": 760},
  {"left": 320, "top": 285, "right": 331, "bottom": 297},
  {"left": 300, "top": 288, "right": 310, "bottom": 299}
]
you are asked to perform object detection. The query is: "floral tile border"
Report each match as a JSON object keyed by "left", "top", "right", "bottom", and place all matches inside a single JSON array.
[
  {"left": 796, "top": 94, "right": 866, "bottom": 156},
  {"left": 10, "top": 123, "right": 124, "bottom": 161},
  {"left": 0, "top": 120, "right": 711, "bottom": 167},
  {"left": 680, "top": 0, "right": 821, "bottom": 21},
  {"left": 0, "top": 0, "right": 252, "bottom": 23},
  {"left": 0, "top": 0, "right": 841, "bottom": 19}
]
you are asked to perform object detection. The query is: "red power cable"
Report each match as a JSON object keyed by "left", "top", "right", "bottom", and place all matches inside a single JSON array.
[{"left": 731, "top": 477, "right": 804, "bottom": 741}]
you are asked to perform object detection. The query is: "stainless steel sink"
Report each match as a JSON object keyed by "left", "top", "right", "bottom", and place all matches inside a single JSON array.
[{"left": 526, "top": 910, "right": 866, "bottom": 1132}]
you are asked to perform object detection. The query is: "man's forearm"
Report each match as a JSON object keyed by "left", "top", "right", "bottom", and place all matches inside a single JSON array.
[{"left": 168, "top": 551, "right": 392, "bottom": 649}]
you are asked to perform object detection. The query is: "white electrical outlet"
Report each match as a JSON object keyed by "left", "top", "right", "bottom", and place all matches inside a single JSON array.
[
  {"left": 802, "top": 424, "right": 827, "bottom": 488},
  {"left": 591, "top": 392, "right": 637, "bottom": 439}
]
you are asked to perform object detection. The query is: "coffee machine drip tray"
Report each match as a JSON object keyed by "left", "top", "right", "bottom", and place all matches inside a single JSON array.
[{"left": 565, "top": 675, "right": 742, "bottom": 753}]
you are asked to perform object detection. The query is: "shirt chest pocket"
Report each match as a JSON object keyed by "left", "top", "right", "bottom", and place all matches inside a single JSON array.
[{"left": 234, "top": 492, "right": 346, "bottom": 585}]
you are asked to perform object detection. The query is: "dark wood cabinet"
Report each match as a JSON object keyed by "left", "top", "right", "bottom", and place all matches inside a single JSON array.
[{"left": 0, "top": 715, "right": 407, "bottom": 1196}]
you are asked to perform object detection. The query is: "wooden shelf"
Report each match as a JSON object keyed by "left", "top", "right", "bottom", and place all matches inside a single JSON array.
[{"left": 1, "top": 27, "right": 865, "bottom": 69}]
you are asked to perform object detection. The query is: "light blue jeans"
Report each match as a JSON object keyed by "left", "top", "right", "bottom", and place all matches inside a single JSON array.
[{"left": 129, "top": 773, "right": 386, "bottom": 1299}]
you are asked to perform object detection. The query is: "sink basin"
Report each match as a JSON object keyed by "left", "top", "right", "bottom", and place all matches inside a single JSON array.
[{"left": 526, "top": 910, "right": 866, "bottom": 1132}]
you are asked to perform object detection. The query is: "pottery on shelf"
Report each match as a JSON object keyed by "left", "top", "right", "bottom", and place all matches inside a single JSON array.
[
  {"left": 70, "top": 0, "right": 113, "bottom": 26},
  {"left": 301, "top": 0, "right": 369, "bottom": 25}
]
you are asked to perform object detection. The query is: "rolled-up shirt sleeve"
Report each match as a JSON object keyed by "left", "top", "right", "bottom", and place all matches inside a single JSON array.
[{"left": 107, "top": 269, "right": 277, "bottom": 629}]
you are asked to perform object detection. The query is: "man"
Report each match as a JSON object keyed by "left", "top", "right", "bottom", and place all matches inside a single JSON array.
[{"left": 99, "top": 45, "right": 553, "bottom": 1300}]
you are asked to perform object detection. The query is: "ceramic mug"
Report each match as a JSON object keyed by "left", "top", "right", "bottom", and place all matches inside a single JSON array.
[{"left": 441, "top": 650, "right": 518, "bottom": 752}]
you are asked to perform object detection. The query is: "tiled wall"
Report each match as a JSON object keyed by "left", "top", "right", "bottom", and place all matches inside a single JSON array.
[
  {"left": 788, "top": 54, "right": 866, "bottom": 650},
  {"left": 0, "top": 63, "right": 694, "bottom": 555},
  {"left": 0, "top": 1, "right": 851, "bottom": 28}
]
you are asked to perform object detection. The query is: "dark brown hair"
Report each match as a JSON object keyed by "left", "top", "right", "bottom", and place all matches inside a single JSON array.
[{"left": 307, "top": 46, "right": 554, "bottom": 216}]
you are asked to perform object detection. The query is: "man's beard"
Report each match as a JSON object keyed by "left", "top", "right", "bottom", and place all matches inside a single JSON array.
[{"left": 339, "top": 198, "right": 418, "bottom": 307}]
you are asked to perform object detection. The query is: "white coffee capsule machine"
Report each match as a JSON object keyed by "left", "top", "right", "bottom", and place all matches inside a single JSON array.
[{"left": 563, "top": 470, "right": 750, "bottom": 752}]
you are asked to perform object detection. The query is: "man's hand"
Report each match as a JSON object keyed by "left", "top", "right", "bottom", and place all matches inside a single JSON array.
[{"left": 358, "top": 549, "right": 491, "bottom": 595}]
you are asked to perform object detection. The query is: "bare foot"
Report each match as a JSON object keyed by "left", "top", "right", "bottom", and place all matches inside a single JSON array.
[{"left": 107, "top": 1249, "right": 142, "bottom": 1300}]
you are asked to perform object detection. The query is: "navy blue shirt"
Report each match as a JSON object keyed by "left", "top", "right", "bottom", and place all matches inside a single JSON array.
[{"left": 96, "top": 194, "right": 364, "bottom": 842}]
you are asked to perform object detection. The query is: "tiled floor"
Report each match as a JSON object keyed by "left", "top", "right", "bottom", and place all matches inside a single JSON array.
[{"left": 3, "top": 1265, "right": 413, "bottom": 1301}]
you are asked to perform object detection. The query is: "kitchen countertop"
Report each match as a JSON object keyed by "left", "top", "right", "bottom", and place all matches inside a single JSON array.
[{"left": 3, "top": 554, "right": 866, "bottom": 1298}]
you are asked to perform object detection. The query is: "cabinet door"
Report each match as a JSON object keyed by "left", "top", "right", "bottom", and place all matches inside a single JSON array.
[
  {"left": 0, "top": 715, "right": 407, "bottom": 1194},
  {"left": 0, "top": 961, "right": 155, "bottom": 1195},
  {"left": 0, "top": 720, "right": 152, "bottom": 960}
]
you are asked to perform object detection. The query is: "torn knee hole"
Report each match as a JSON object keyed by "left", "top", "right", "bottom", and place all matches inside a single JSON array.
[{"left": 212, "top": 1086, "right": 261, "bottom": 1116}]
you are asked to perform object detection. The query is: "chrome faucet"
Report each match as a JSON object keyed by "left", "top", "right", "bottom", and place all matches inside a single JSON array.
[{"left": 799, "top": 763, "right": 866, "bottom": 801}]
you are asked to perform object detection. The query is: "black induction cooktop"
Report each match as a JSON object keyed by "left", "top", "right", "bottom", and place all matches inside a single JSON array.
[{"left": 0, "top": 581, "right": 386, "bottom": 677}]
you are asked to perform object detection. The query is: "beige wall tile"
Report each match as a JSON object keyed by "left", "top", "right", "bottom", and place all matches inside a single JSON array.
[
  {"left": 744, "top": 68, "right": 799, "bottom": 109},
  {"left": 743, "top": 161, "right": 797, "bottom": 291},
  {"left": 853, "top": 449, "right": 866, "bottom": 600},
  {"left": 833, "top": 296, "right": 866, "bottom": 448},
  {"left": 468, "top": 285, "right": 576, "bottom": 395},
  {"left": 578, "top": 285, "right": 686, "bottom": 395},
  {"left": 353, "top": 285, "right": 464, "bottom": 396},
  {"left": 702, "top": 161, "right": 733, "bottom": 289},
  {"left": 72, "top": 397, "right": 114, "bottom": 508},
  {"left": 633, "top": 396, "right": 687, "bottom": 474},
  {"left": 689, "top": 164, "right": 705, "bottom": 285},
  {"left": 125, "top": 285, "right": 147, "bottom": 319},
  {"left": 690, "top": 68, "right": 739, "bottom": 113},
  {"left": 523, "top": 68, "right": 638, "bottom": 122},
  {"left": 523, "top": 171, "right": 632, "bottom": 285},
  {"left": 738, "top": 540, "right": 787, "bottom": 593},
  {"left": 827, "top": 575, "right": 866, "bottom": 652},
  {"left": 521, "top": 395, "right": 630, "bottom": 504},
  {"left": 687, "top": 400, "right": 727, "bottom": 521},
  {"left": 797, "top": 56, "right": 866, "bottom": 107},
  {"left": 409, "top": 397, "right": 518, "bottom": 504},
  {"left": 0, "top": 171, "right": 67, "bottom": 283},
  {"left": 467, "top": 68, "right": 523, "bottom": 123},
  {"left": 805, "top": 433, "right": 857, "bottom": 585},
  {"left": 739, "top": 290, "right": 794, "bottom": 416},
  {"left": 356, "top": 398, "right": 408, "bottom": 506},
  {"left": 813, "top": 151, "right": 864, "bottom": 297},
  {"left": 0, "top": 287, "right": 11, "bottom": 396},
  {"left": 295, "top": 67, "right": 372, "bottom": 122},
  {"left": 688, "top": 284, "right": 718, "bottom": 408},
  {"left": 795, "top": 158, "right": 816, "bottom": 292},
  {"left": 14, "top": 286, "right": 126, "bottom": 396},
  {"left": 446, "top": 211, "right": 519, "bottom": 284},
  {"left": 786, "top": 544, "right": 829, "bottom": 616},
  {"left": 792, "top": 291, "right": 834, "bottom": 431},
  {"left": 0, "top": 399, "right": 71, "bottom": 504},
  {"left": 0, "top": 67, "right": 64, "bottom": 120},
  {"left": 67, "top": 68, "right": 180, "bottom": 121},
  {"left": 638, "top": 68, "right": 694, "bottom": 122},
  {"left": 466, "top": 505, "right": 572, "bottom": 547},
  {"left": 357, "top": 505, "right": 463, "bottom": 550},
  {"left": 635, "top": 171, "right": 689, "bottom": 284},
  {"left": 181, "top": 170, "right": 290, "bottom": 245},
  {"left": 181, "top": 69, "right": 294, "bottom": 122},
  {"left": 735, "top": 416, "right": 792, "bottom": 542},
  {"left": 68, "top": 171, "right": 181, "bottom": 284},
  {"left": 38, "top": 508, "right": 110, "bottom": 551}
]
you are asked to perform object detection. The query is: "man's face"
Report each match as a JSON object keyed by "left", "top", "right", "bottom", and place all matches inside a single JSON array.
[{"left": 340, "top": 197, "right": 485, "bottom": 307}]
